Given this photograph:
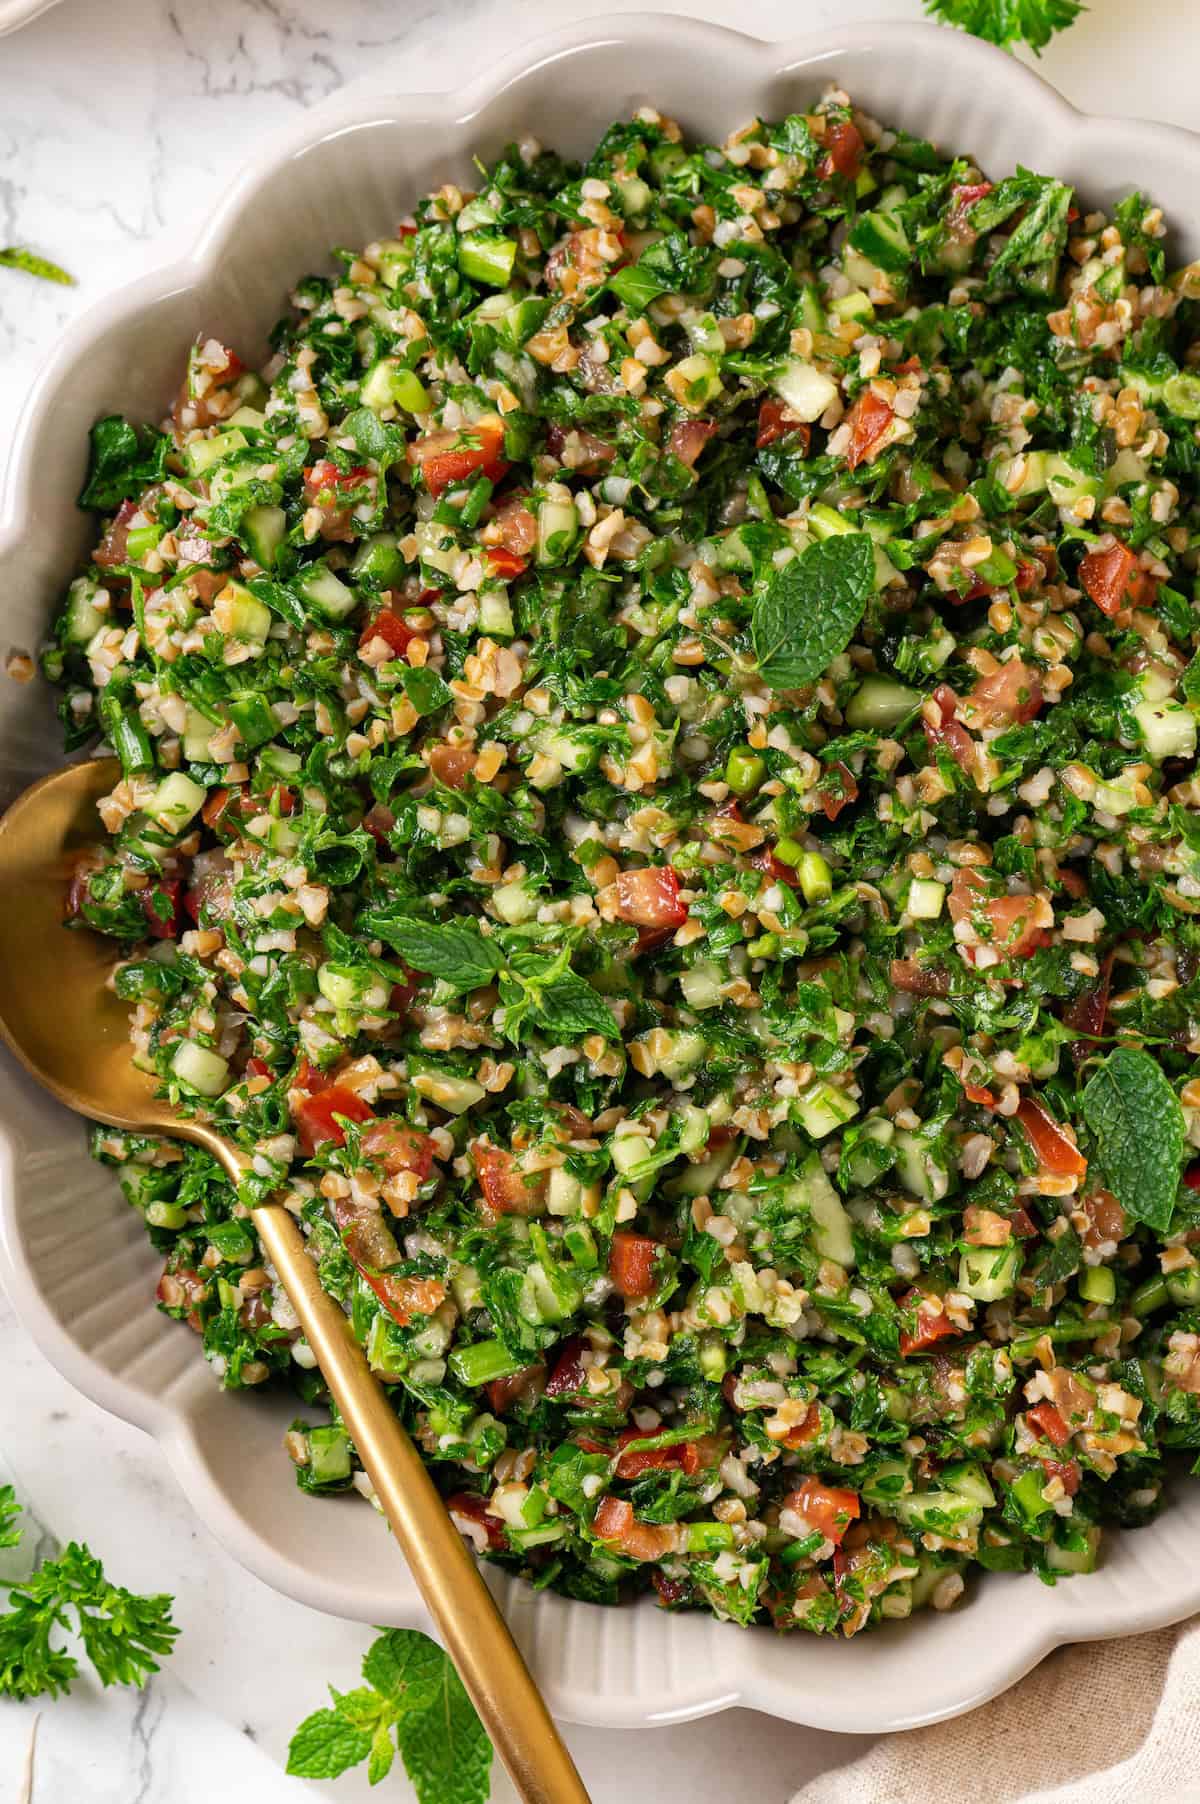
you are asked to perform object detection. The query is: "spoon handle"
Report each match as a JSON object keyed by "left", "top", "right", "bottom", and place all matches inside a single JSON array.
[{"left": 228, "top": 1168, "right": 590, "bottom": 1803}]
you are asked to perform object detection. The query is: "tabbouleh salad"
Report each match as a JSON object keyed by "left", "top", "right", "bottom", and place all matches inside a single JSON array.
[{"left": 44, "top": 89, "right": 1200, "bottom": 1636}]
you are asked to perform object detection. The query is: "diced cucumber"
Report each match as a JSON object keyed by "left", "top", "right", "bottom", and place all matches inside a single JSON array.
[
  {"left": 491, "top": 879, "right": 538, "bottom": 925},
  {"left": 907, "top": 878, "right": 945, "bottom": 920},
  {"left": 845, "top": 674, "right": 921, "bottom": 730},
  {"left": 242, "top": 503, "right": 287, "bottom": 570},
  {"left": 307, "top": 1425, "right": 352, "bottom": 1483},
  {"left": 171, "top": 1040, "right": 230, "bottom": 1097},
  {"left": 940, "top": 1460, "right": 996, "bottom": 1508},
  {"left": 182, "top": 428, "right": 248, "bottom": 477},
  {"left": 994, "top": 449, "right": 1049, "bottom": 497},
  {"left": 1134, "top": 697, "right": 1197, "bottom": 763},
  {"left": 616, "top": 174, "right": 653, "bottom": 220},
  {"left": 147, "top": 771, "right": 207, "bottom": 834},
  {"left": 1045, "top": 455, "right": 1101, "bottom": 509},
  {"left": 478, "top": 590, "right": 515, "bottom": 637},
  {"left": 214, "top": 579, "right": 272, "bottom": 644},
  {"left": 317, "top": 964, "right": 370, "bottom": 1010},
  {"left": 295, "top": 562, "right": 358, "bottom": 621},
  {"left": 658, "top": 1030, "right": 707, "bottom": 1083},
  {"left": 683, "top": 310, "right": 725, "bottom": 357},
  {"left": 894, "top": 1128, "right": 950, "bottom": 1204},
  {"left": 64, "top": 576, "right": 106, "bottom": 645},
  {"left": 848, "top": 192, "right": 911, "bottom": 277},
  {"left": 788, "top": 1156, "right": 855, "bottom": 1267},
  {"left": 352, "top": 532, "right": 407, "bottom": 589},
  {"left": 360, "top": 357, "right": 432, "bottom": 415},
  {"left": 612, "top": 1124, "right": 654, "bottom": 1174},
  {"left": 891, "top": 1489, "right": 984, "bottom": 1534},
  {"left": 412, "top": 1071, "right": 486, "bottom": 1114},
  {"left": 845, "top": 1116, "right": 895, "bottom": 1189},
  {"left": 770, "top": 358, "right": 838, "bottom": 422},
  {"left": 672, "top": 352, "right": 723, "bottom": 411},
  {"left": 958, "top": 1242, "right": 1022, "bottom": 1302},
  {"left": 458, "top": 233, "right": 518, "bottom": 288},
  {"left": 536, "top": 498, "right": 579, "bottom": 566},
  {"left": 225, "top": 404, "right": 267, "bottom": 432},
  {"left": 1105, "top": 447, "right": 1148, "bottom": 493},
  {"left": 182, "top": 707, "right": 218, "bottom": 762},
  {"left": 1165, "top": 372, "right": 1200, "bottom": 420},
  {"left": 679, "top": 959, "right": 724, "bottom": 1011},
  {"left": 830, "top": 288, "right": 875, "bottom": 325},
  {"left": 1078, "top": 1264, "right": 1116, "bottom": 1305},
  {"left": 1045, "top": 1525, "right": 1101, "bottom": 1574},
  {"left": 373, "top": 238, "right": 416, "bottom": 288},
  {"left": 795, "top": 1081, "right": 859, "bottom": 1141},
  {"left": 667, "top": 1134, "right": 739, "bottom": 1200}
]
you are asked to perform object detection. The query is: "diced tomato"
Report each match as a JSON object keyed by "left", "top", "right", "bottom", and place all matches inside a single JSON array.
[
  {"left": 614, "top": 866, "right": 687, "bottom": 929},
  {"left": 408, "top": 418, "right": 508, "bottom": 497},
  {"left": 362, "top": 803, "right": 396, "bottom": 846},
  {"left": 609, "top": 1232, "right": 662, "bottom": 1300},
  {"left": 447, "top": 1491, "right": 507, "bottom": 1551},
  {"left": 474, "top": 1142, "right": 547, "bottom": 1217},
  {"left": 963, "top": 1081, "right": 997, "bottom": 1106},
  {"left": 968, "top": 658, "right": 1043, "bottom": 727},
  {"left": 139, "top": 878, "right": 181, "bottom": 940},
  {"left": 544, "top": 423, "right": 616, "bottom": 473},
  {"left": 633, "top": 925, "right": 676, "bottom": 957},
  {"left": 817, "top": 119, "right": 865, "bottom": 181},
  {"left": 1027, "top": 1402, "right": 1072, "bottom": 1448},
  {"left": 948, "top": 867, "right": 1050, "bottom": 959},
  {"left": 817, "top": 761, "right": 859, "bottom": 822},
  {"left": 1077, "top": 1188, "right": 1126, "bottom": 1251},
  {"left": 360, "top": 1119, "right": 435, "bottom": 1182},
  {"left": 94, "top": 499, "right": 139, "bottom": 568},
  {"left": 749, "top": 848, "right": 801, "bottom": 890},
  {"left": 592, "top": 1496, "right": 681, "bottom": 1562},
  {"left": 1010, "top": 1206, "right": 1040, "bottom": 1239},
  {"left": 923, "top": 684, "right": 975, "bottom": 773},
  {"left": 782, "top": 1476, "right": 861, "bottom": 1546},
  {"left": 1185, "top": 1168, "right": 1200, "bottom": 1193},
  {"left": 544, "top": 1337, "right": 589, "bottom": 1399},
  {"left": 362, "top": 1272, "right": 446, "bottom": 1327},
  {"left": 614, "top": 1426, "right": 700, "bottom": 1480},
  {"left": 783, "top": 1403, "right": 822, "bottom": 1450},
  {"left": 302, "top": 460, "right": 372, "bottom": 541},
  {"left": 244, "top": 1056, "right": 272, "bottom": 1080},
  {"left": 359, "top": 609, "right": 418, "bottom": 658},
  {"left": 489, "top": 498, "right": 538, "bottom": 555},
  {"left": 651, "top": 1570, "right": 689, "bottom": 1607},
  {"left": 388, "top": 967, "right": 420, "bottom": 1018},
  {"left": 898, "top": 1290, "right": 960, "bottom": 1356},
  {"left": 1064, "top": 950, "right": 1114, "bottom": 1060},
  {"left": 293, "top": 1084, "right": 374, "bottom": 1156},
  {"left": 487, "top": 1362, "right": 546, "bottom": 1415},
  {"left": 1079, "top": 538, "right": 1156, "bottom": 617},
  {"left": 157, "top": 1265, "right": 210, "bottom": 1332},
  {"left": 667, "top": 418, "right": 718, "bottom": 469},
  {"left": 1014, "top": 1095, "right": 1087, "bottom": 1180},
  {"left": 486, "top": 547, "right": 527, "bottom": 579},
  {"left": 890, "top": 958, "right": 950, "bottom": 998},
  {"left": 1041, "top": 1458, "right": 1081, "bottom": 1497},
  {"left": 427, "top": 743, "right": 476, "bottom": 789},
  {"left": 756, "top": 398, "right": 811, "bottom": 451},
  {"left": 843, "top": 390, "right": 894, "bottom": 471},
  {"left": 950, "top": 181, "right": 993, "bottom": 215},
  {"left": 201, "top": 786, "right": 235, "bottom": 829}
]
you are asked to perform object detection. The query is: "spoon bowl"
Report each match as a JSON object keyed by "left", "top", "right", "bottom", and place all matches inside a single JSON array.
[{"left": 0, "top": 756, "right": 589, "bottom": 1804}]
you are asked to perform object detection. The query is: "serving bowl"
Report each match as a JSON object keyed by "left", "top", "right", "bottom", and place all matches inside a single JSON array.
[{"left": 3, "top": 12, "right": 1200, "bottom": 1735}]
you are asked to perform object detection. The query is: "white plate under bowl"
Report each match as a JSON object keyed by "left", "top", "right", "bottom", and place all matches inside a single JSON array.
[
  {"left": 0, "top": 0, "right": 61, "bottom": 37},
  {"left": 3, "top": 13, "right": 1200, "bottom": 1736}
]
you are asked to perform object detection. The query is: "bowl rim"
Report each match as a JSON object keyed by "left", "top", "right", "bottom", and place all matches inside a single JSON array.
[{"left": 6, "top": 9, "right": 1200, "bottom": 1736}]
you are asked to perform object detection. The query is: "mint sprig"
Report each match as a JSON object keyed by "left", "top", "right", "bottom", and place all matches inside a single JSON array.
[
  {"left": 751, "top": 533, "right": 875, "bottom": 690},
  {"left": 286, "top": 1627, "right": 493, "bottom": 1801},
  {"left": 1080, "top": 1047, "right": 1185, "bottom": 1232}
]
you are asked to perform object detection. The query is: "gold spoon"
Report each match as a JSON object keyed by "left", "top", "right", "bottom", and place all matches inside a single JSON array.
[{"left": 0, "top": 755, "right": 590, "bottom": 1804}]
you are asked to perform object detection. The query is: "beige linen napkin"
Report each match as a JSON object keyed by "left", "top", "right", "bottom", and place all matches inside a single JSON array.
[{"left": 793, "top": 1620, "right": 1200, "bottom": 1803}]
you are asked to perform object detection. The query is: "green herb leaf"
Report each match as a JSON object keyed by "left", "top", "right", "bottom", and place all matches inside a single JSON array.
[
  {"left": 400, "top": 666, "right": 453, "bottom": 716},
  {"left": 0, "top": 1486, "right": 20, "bottom": 1549},
  {"left": 368, "top": 1719, "right": 396, "bottom": 1785},
  {"left": 399, "top": 1658, "right": 493, "bottom": 1804},
  {"left": 523, "top": 964, "right": 620, "bottom": 1042},
  {"left": 751, "top": 534, "right": 875, "bottom": 690},
  {"left": 286, "top": 1705, "right": 374, "bottom": 1780},
  {"left": 361, "top": 1626, "right": 450, "bottom": 1714},
  {"left": 921, "top": 0, "right": 1084, "bottom": 56},
  {"left": 360, "top": 914, "right": 504, "bottom": 992},
  {"left": 78, "top": 416, "right": 171, "bottom": 512},
  {"left": 1081, "top": 1048, "right": 1185, "bottom": 1232},
  {"left": 0, "top": 246, "right": 73, "bottom": 284}
]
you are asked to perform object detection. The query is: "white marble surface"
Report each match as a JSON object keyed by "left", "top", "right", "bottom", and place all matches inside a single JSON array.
[{"left": 4, "top": 0, "right": 1200, "bottom": 1798}]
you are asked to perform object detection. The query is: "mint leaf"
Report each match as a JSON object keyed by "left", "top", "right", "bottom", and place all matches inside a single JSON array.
[
  {"left": 399, "top": 1659, "right": 493, "bottom": 1804},
  {"left": 286, "top": 1705, "right": 373, "bottom": 1780},
  {"left": 330, "top": 1683, "right": 392, "bottom": 1730},
  {"left": 362, "top": 1627, "right": 447, "bottom": 1715},
  {"left": 368, "top": 1720, "right": 395, "bottom": 1785},
  {"left": 400, "top": 666, "right": 453, "bottom": 716},
  {"left": 751, "top": 534, "right": 874, "bottom": 689},
  {"left": 0, "top": 1486, "right": 20, "bottom": 1549},
  {"left": 1081, "top": 1048, "right": 1185, "bottom": 1232},
  {"left": 359, "top": 915, "right": 504, "bottom": 992}
]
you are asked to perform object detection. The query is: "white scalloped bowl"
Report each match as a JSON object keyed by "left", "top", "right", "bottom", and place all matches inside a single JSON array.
[{"left": 3, "top": 14, "right": 1200, "bottom": 1735}]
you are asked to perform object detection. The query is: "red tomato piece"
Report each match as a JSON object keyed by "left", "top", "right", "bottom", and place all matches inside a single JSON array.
[
  {"left": 1079, "top": 539, "right": 1155, "bottom": 617},
  {"left": 923, "top": 684, "right": 975, "bottom": 772},
  {"left": 544, "top": 1337, "right": 589, "bottom": 1399},
  {"left": 1041, "top": 1458, "right": 1082, "bottom": 1497},
  {"left": 609, "top": 1232, "right": 662, "bottom": 1299},
  {"left": 614, "top": 866, "right": 687, "bottom": 929},
  {"left": 140, "top": 878, "right": 181, "bottom": 940},
  {"left": 818, "top": 761, "right": 859, "bottom": 821},
  {"left": 948, "top": 868, "right": 1049, "bottom": 959},
  {"left": 1064, "top": 949, "right": 1114, "bottom": 1061},
  {"left": 667, "top": 418, "right": 718, "bottom": 469},
  {"left": 782, "top": 1476, "right": 861, "bottom": 1546},
  {"left": 359, "top": 609, "right": 418, "bottom": 657},
  {"left": 1027, "top": 1402, "right": 1072, "bottom": 1448},
  {"left": 1014, "top": 1096, "right": 1087, "bottom": 1180},
  {"left": 487, "top": 1362, "right": 546, "bottom": 1415},
  {"left": 898, "top": 1290, "right": 960, "bottom": 1356},
  {"left": 360, "top": 1119, "right": 435, "bottom": 1182},
  {"left": 817, "top": 119, "right": 865, "bottom": 181},
  {"left": 963, "top": 1081, "right": 997, "bottom": 1106},
  {"left": 489, "top": 498, "right": 538, "bottom": 555},
  {"left": 890, "top": 958, "right": 950, "bottom": 998},
  {"left": 756, "top": 398, "right": 811, "bottom": 451},
  {"left": 749, "top": 849, "right": 801, "bottom": 890},
  {"left": 94, "top": 499, "right": 139, "bottom": 568},
  {"left": 651, "top": 1570, "right": 689, "bottom": 1607},
  {"left": 486, "top": 547, "right": 528, "bottom": 579},
  {"left": 361, "top": 1271, "right": 446, "bottom": 1326},
  {"left": 843, "top": 390, "right": 894, "bottom": 471},
  {"left": 408, "top": 418, "right": 508, "bottom": 497},
  {"left": 474, "top": 1142, "right": 547, "bottom": 1217},
  {"left": 427, "top": 743, "right": 476, "bottom": 789},
  {"left": 201, "top": 786, "right": 235, "bottom": 829},
  {"left": 950, "top": 181, "right": 993, "bottom": 214},
  {"left": 302, "top": 461, "right": 372, "bottom": 541},
  {"left": 783, "top": 1403, "right": 822, "bottom": 1450},
  {"left": 361, "top": 802, "right": 396, "bottom": 845},
  {"left": 592, "top": 1496, "right": 681, "bottom": 1562},
  {"left": 447, "top": 1491, "right": 507, "bottom": 1551},
  {"left": 1185, "top": 1168, "right": 1200, "bottom": 1193},
  {"left": 544, "top": 423, "right": 616, "bottom": 472},
  {"left": 968, "top": 659, "right": 1043, "bottom": 727},
  {"left": 293, "top": 1084, "right": 374, "bottom": 1156}
]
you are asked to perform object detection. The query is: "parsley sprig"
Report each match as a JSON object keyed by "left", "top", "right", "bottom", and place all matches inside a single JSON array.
[
  {"left": 286, "top": 1627, "right": 493, "bottom": 1800},
  {"left": 922, "top": 0, "right": 1085, "bottom": 55},
  {"left": 0, "top": 1486, "right": 179, "bottom": 1699}
]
